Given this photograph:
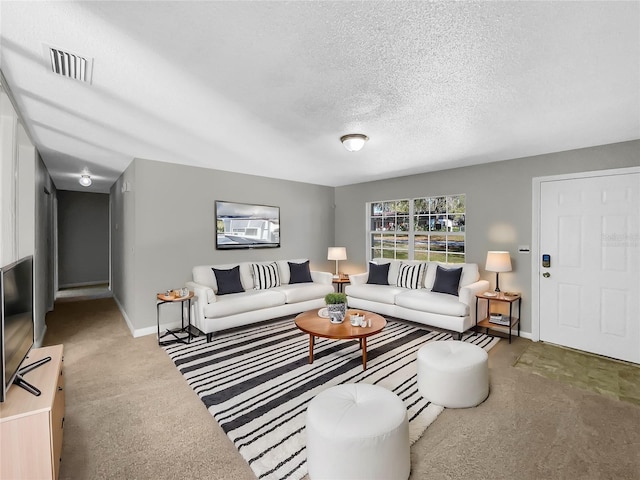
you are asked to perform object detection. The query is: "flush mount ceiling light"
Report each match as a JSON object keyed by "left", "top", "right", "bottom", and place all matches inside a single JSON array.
[
  {"left": 340, "top": 134, "right": 369, "bottom": 152},
  {"left": 79, "top": 174, "right": 92, "bottom": 187}
]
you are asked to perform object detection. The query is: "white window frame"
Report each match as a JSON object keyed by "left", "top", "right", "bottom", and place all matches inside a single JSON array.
[{"left": 367, "top": 194, "right": 466, "bottom": 263}]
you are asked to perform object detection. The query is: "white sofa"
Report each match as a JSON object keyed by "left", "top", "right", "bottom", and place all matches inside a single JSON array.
[
  {"left": 187, "top": 259, "right": 334, "bottom": 341},
  {"left": 345, "top": 259, "right": 489, "bottom": 338}
]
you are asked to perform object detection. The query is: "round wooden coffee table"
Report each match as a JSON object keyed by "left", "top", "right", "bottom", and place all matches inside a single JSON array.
[{"left": 295, "top": 309, "right": 386, "bottom": 370}]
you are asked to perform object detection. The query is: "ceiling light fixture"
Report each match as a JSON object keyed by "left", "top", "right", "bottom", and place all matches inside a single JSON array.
[
  {"left": 79, "top": 174, "right": 92, "bottom": 187},
  {"left": 340, "top": 134, "right": 369, "bottom": 152}
]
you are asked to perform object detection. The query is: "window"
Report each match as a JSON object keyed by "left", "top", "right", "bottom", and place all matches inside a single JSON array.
[{"left": 369, "top": 195, "right": 465, "bottom": 263}]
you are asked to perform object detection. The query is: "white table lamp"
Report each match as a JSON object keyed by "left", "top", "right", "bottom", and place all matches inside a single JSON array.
[
  {"left": 485, "top": 251, "right": 512, "bottom": 292},
  {"left": 328, "top": 247, "right": 347, "bottom": 278}
]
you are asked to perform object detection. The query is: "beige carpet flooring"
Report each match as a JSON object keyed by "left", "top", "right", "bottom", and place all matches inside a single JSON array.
[{"left": 43, "top": 297, "right": 640, "bottom": 480}]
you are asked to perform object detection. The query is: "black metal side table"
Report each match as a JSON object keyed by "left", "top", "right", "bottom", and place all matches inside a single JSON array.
[
  {"left": 332, "top": 278, "right": 350, "bottom": 293},
  {"left": 156, "top": 291, "right": 195, "bottom": 346},
  {"left": 475, "top": 292, "right": 522, "bottom": 343}
]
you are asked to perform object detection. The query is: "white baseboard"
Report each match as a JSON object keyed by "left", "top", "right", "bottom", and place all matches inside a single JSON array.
[
  {"left": 132, "top": 321, "right": 184, "bottom": 338},
  {"left": 479, "top": 324, "right": 532, "bottom": 340},
  {"left": 58, "top": 280, "right": 109, "bottom": 289},
  {"left": 112, "top": 293, "right": 534, "bottom": 342},
  {"left": 56, "top": 285, "right": 111, "bottom": 300},
  {"left": 113, "top": 295, "right": 133, "bottom": 334},
  {"left": 34, "top": 324, "right": 48, "bottom": 348},
  {"left": 113, "top": 295, "right": 182, "bottom": 338}
]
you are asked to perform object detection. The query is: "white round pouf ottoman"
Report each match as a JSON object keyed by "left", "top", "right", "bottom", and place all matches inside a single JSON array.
[
  {"left": 306, "top": 383, "right": 410, "bottom": 480},
  {"left": 417, "top": 340, "right": 489, "bottom": 408}
]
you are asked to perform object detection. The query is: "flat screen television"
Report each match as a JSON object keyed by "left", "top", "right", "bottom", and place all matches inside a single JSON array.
[
  {"left": 0, "top": 255, "right": 35, "bottom": 402},
  {"left": 215, "top": 201, "right": 280, "bottom": 250}
]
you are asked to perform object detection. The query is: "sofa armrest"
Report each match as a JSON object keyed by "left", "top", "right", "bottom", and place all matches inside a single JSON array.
[
  {"left": 458, "top": 280, "right": 490, "bottom": 324},
  {"left": 349, "top": 272, "right": 368, "bottom": 286},
  {"left": 310, "top": 270, "right": 332, "bottom": 285},
  {"left": 186, "top": 281, "right": 215, "bottom": 330}
]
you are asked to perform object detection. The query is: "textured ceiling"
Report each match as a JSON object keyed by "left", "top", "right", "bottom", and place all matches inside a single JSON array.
[{"left": 1, "top": 1, "right": 638, "bottom": 193}]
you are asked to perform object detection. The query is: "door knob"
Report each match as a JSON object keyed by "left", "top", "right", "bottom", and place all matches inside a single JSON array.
[{"left": 542, "top": 272, "right": 551, "bottom": 278}]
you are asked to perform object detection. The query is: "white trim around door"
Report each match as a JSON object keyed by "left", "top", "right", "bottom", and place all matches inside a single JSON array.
[{"left": 531, "top": 166, "right": 640, "bottom": 353}]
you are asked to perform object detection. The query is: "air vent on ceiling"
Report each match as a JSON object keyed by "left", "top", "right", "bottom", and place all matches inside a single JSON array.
[{"left": 46, "top": 46, "right": 93, "bottom": 83}]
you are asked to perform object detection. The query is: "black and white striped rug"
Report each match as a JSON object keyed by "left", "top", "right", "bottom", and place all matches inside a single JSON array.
[{"left": 164, "top": 317, "right": 499, "bottom": 480}]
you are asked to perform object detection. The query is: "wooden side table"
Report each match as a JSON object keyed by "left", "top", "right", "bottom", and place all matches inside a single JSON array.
[
  {"left": 156, "top": 291, "right": 195, "bottom": 346},
  {"left": 475, "top": 292, "right": 522, "bottom": 343},
  {"left": 332, "top": 277, "right": 350, "bottom": 293}
]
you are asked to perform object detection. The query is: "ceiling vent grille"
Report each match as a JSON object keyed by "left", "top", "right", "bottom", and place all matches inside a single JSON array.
[{"left": 47, "top": 47, "right": 93, "bottom": 83}]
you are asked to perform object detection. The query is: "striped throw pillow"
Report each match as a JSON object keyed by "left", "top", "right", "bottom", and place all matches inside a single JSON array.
[
  {"left": 251, "top": 262, "right": 281, "bottom": 290},
  {"left": 396, "top": 263, "right": 425, "bottom": 289}
]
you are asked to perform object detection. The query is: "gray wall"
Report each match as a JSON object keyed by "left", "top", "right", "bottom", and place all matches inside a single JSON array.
[
  {"left": 1, "top": 73, "right": 55, "bottom": 345},
  {"left": 335, "top": 140, "right": 640, "bottom": 335},
  {"left": 111, "top": 141, "right": 638, "bottom": 336},
  {"left": 57, "top": 190, "right": 109, "bottom": 288},
  {"left": 34, "top": 154, "right": 56, "bottom": 345},
  {"left": 111, "top": 158, "right": 335, "bottom": 334},
  {"left": 110, "top": 161, "right": 136, "bottom": 330}
]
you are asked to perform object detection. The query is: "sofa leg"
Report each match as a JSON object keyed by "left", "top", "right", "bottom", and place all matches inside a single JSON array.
[
  {"left": 456, "top": 332, "right": 463, "bottom": 340},
  {"left": 207, "top": 333, "right": 212, "bottom": 342}
]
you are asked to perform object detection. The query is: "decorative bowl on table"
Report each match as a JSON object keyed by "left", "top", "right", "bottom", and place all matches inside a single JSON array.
[{"left": 350, "top": 313, "right": 364, "bottom": 326}]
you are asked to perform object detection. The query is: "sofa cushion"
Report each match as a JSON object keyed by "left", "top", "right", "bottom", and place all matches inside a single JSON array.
[
  {"left": 195, "top": 259, "right": 316, "bottom": 292},
  {"left": 395, "top": 290, "right": 468, "bottom": 317},
  {"left": 251, "top": 262, "right": 281, "bottom": 290},
  {"left": 275, "top": 259, "right": 308, "bottom": 285},
  {"left": 275, "top": 283, "right": 334, "bottom": 304},
  {"left": 212, "top": 266, "right": 245, "bottom": 295},
  {"left": 372, "top": 259, "right": 430, "bottom": 286},
  {"left": 457, "top": 263, "right": 479, "bottom": 287},
  {"left": 431, "top": 266, "right": 463, "bottom": 296},
  {"left": 396, "top": 263, "right": 426, "bottom": 289},
  {"left": 203, "top": 289, "right": 286, "bottom": 318},
  {"left": 193, "top": 264, "right": 227, "bottom": 290},
  {"left": 288, "top": 260, "right": 313, "bottom": 284},
  {"left": 367, "top": 262, "right": 390, "bottom": 285},
  {"left": 425, "top": 262, "right": 479, "bottom": 289},
  {"left": 346, "top": 283, "right": 405, "bottom": 305}
]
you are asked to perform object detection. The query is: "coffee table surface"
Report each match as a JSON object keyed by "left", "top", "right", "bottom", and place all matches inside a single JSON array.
[
  {"left": 295, "top": 309, "right": 386, "bottom": 339},
  {"left": 295, "top": 309, "right": 386, "bottom": 370}
]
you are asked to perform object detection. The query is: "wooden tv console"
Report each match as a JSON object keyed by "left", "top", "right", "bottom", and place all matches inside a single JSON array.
[{"left": 0, "top": 344, "right": 64, "bottom": 480}]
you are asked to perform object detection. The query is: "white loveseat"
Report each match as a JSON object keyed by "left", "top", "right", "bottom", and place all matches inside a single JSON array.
[
  {"left": 187, "top": 259, "right": 334, "bottom": 341},
  {"left": 345, "top": 259, "right": 489, "bottom": 338}
]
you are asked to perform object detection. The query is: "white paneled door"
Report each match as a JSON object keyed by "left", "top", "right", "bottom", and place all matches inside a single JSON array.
[{"left": 539, "top": 171, "right": 639, "bottom": 363}]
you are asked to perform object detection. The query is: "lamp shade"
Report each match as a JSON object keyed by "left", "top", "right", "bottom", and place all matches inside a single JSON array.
[
  {"left": 340, "top": 134, "right": 368, "bottom": 152},
  {"left": 327, "top": 247, "right": 347, "bottom": 261},
  {"left": 485, "top": 251, "right": 512, "bottom": 272}
]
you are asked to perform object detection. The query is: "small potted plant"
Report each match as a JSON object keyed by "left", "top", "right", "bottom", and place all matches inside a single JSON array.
[{"left": 324, "top": 292, "right": 347, "bottom": 324}]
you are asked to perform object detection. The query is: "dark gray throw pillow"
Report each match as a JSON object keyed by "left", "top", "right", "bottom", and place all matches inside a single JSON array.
[
  {"left": 431, "top": 265, "right": 463, "bottom": 296},
  {"left": 212, "top": 265, "right": 244, "bottom": 295},
  {"left": 289, "top": 260, "right": 313, "bottom": 284},
  {"left": 367, "top": 262, "right": 390, "bottom": 285}
]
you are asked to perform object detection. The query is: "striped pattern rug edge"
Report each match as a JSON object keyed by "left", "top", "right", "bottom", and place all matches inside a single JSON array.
[{"left": 164, "top": 317, "right": 499, "bottom": 480}]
